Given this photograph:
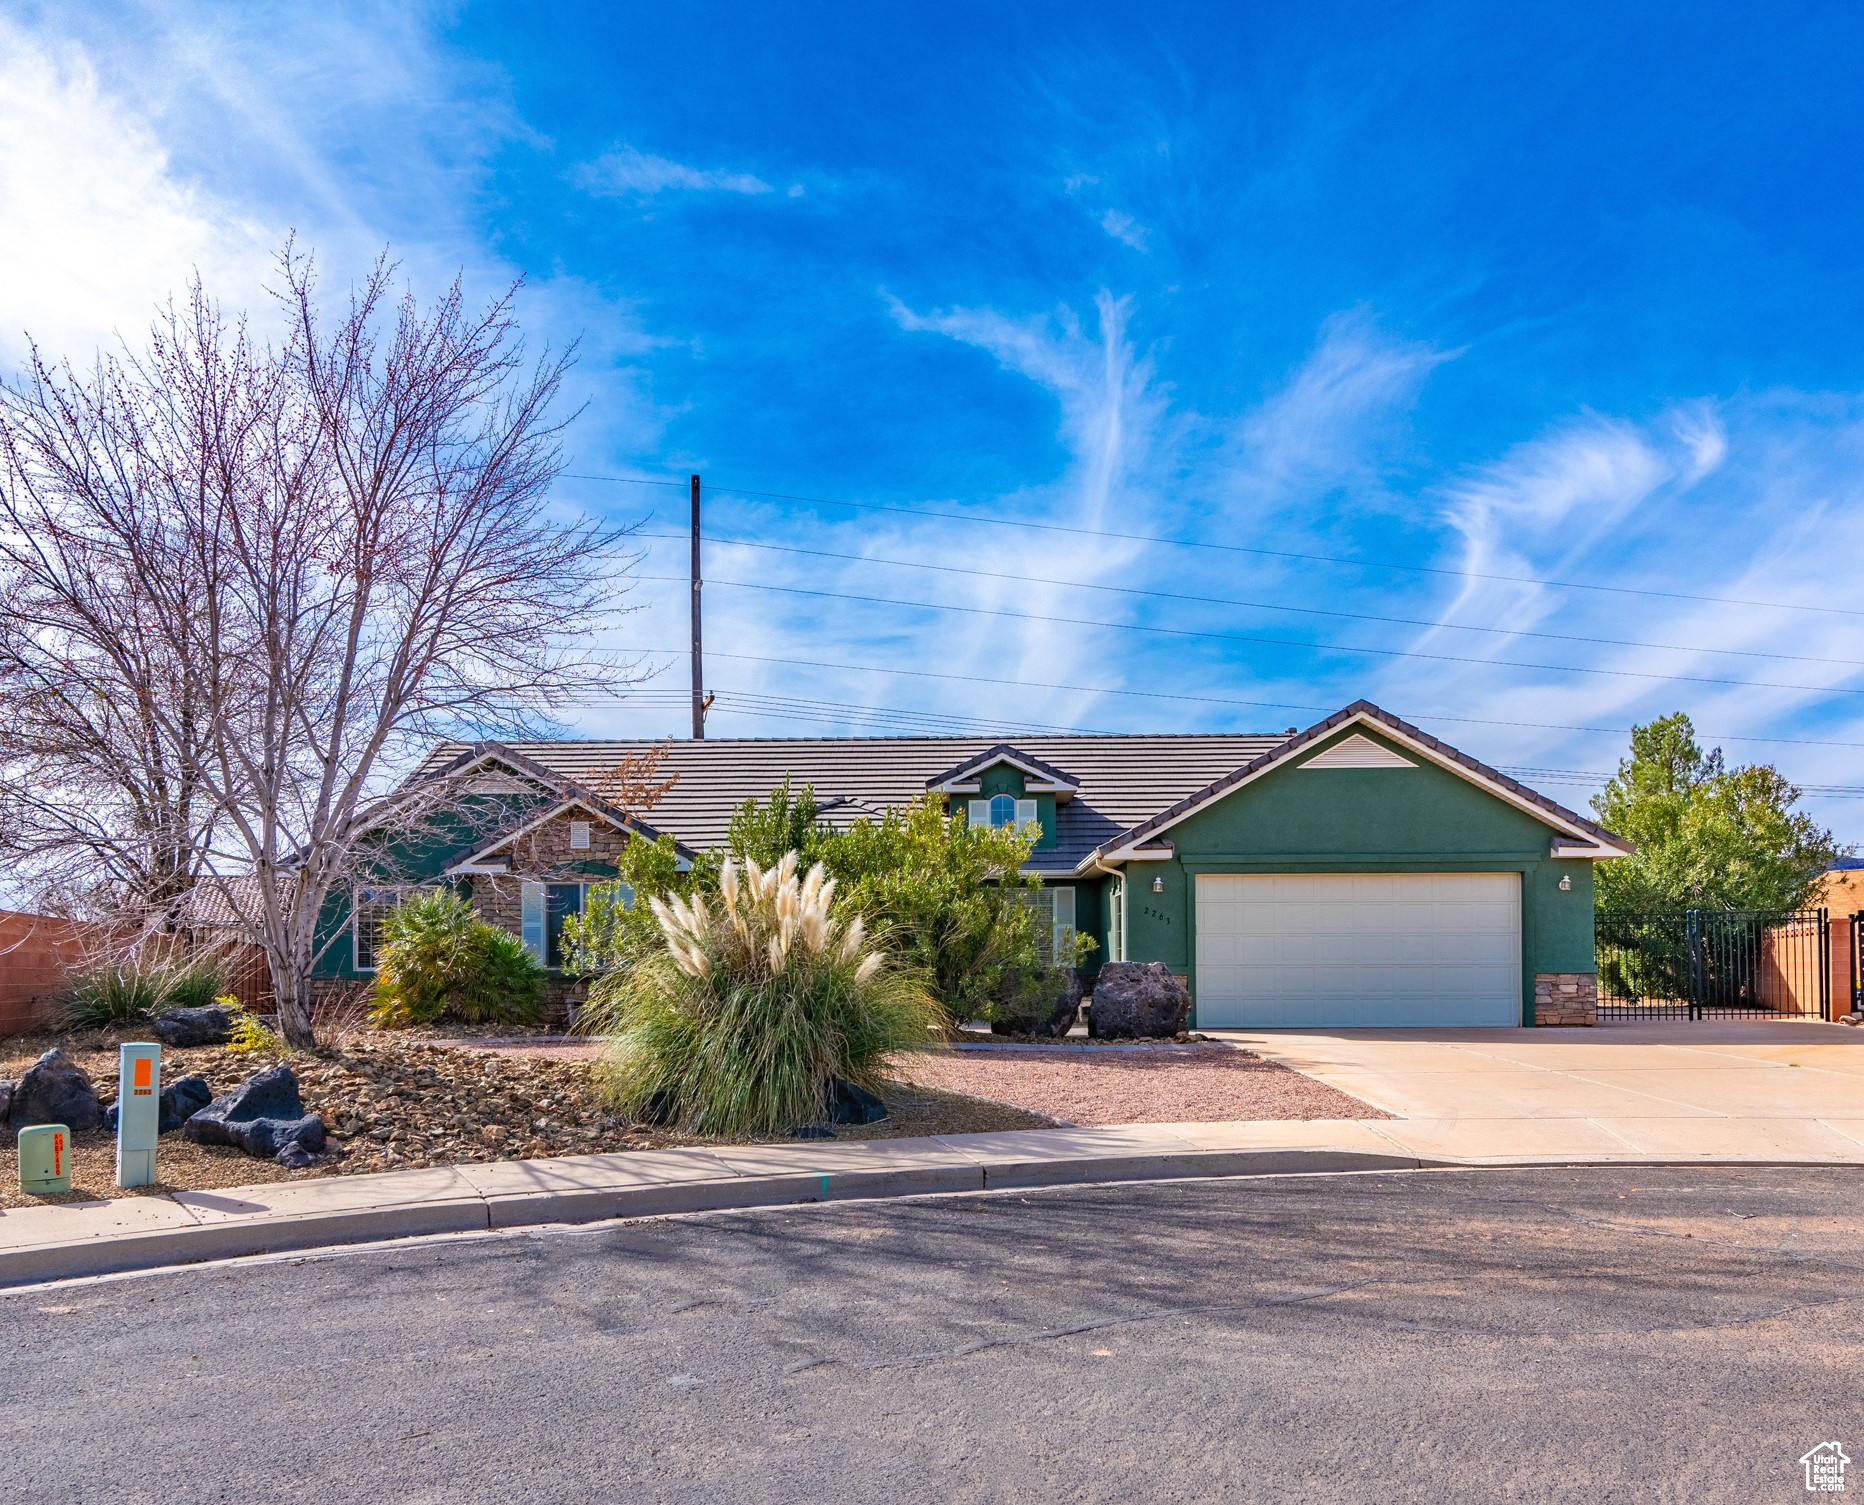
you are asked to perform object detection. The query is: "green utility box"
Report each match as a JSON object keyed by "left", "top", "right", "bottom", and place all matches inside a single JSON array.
[
  {"left": 17, "top": 1124, "right": 72, "bottom": 1195},
  {"left": 116, "top": 1042, "right": 162, "bottom": 1188}
]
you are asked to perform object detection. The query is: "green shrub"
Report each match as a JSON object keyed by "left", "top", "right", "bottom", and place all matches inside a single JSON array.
[
  {"left": 368, "top": 889, "right": 544, "bottom": 1027},
  {"left": 559, "top": 832, "right": 719, "bottom": 977},
  {"left": 582, "top": 852, "right": 946, "bottom": 1137},
  {"left": 61, "top": 963, "right": 169, "bottom": 1029},
  {"left": 162, "top": 954, "right": 231, "bottom": 1012},
  {"left": 59, "top": 949, "right": 233, "bottom": 1030},
  {"left": 817, "top": 796, "right": 1046, "bottom": 1020}
]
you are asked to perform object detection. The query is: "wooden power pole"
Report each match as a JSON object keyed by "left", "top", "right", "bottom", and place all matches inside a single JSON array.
[{"left": 689, "top": 473, "right": 705, "bottom": 740}]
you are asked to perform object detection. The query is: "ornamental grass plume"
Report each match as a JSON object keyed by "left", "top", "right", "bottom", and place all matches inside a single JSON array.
[{"left": 583, "top": 851, "right": 945, "bottom": 1137}]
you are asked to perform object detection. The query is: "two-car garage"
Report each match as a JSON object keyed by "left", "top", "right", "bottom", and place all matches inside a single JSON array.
[{"left": 1192, "top": 872, "right": 1523, "bottom": 1028}]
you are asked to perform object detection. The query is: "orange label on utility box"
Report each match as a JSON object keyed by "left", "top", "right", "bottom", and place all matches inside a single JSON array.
[
  {"left": 133, "top": 1057, "right": 153, "bottom": 1094},
  {"left": 53, "top": 1132, "right": 63, "bottom": 1175}
]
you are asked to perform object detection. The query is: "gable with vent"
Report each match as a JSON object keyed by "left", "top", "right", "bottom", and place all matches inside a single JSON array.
[{"left": 1299, "top": 733, "right": 1417, "bottom": 770}]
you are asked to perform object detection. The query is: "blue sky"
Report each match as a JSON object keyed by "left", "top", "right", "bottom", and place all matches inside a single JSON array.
[{"left": 6, "top": 2, "right": 1864, "bottom": 834}]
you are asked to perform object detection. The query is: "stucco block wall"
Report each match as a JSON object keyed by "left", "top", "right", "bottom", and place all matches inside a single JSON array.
[{"left": 1119, "top": 726, "right": 1600, "bottom": 1025}]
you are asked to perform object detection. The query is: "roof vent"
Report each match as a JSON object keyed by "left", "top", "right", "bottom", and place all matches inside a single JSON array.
[{"left": 1299, "top": 734, "right": 1416, "bottom": 770}]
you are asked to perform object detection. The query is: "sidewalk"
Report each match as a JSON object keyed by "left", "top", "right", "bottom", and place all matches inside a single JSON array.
[{"left": 7, "top": 1089, "right": 1864, "bottom": 1286}]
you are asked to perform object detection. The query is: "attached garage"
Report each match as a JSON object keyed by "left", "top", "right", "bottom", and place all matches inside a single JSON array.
[
  {"left": 1087, "top": 702, "right": 1633, "bottom": 1029},
  {"left": 1193, "top": 872, "right": 1522, "bottom": 1028}
]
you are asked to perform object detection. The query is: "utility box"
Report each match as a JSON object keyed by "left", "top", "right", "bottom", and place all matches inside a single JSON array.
[
  {"left": 17, "top": 1124, "right": 72, "bottom": 1195},
  {"left": 116, "top": 1042, "right": 162, "bottom": 1188}
]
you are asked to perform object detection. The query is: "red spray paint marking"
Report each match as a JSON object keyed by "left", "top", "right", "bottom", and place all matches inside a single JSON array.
[{"left": 53, "top": 1132, "right": 63, "bottom": 1176}]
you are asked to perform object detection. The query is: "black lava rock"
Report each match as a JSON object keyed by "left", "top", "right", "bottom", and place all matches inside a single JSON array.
[
  {"left": 0, "top": 1080, "right": 12, "bottom": 1125},
  {"left": 274, "top": 1140, "right": 329, "bottom": 1171},
  {"left": 9, "top": 1048, "right": 104, "bottom": 1131},
  {"left": 183, "top": 1063, "right": 326, "bottom": 1164},
  {"left": 106, "top": 1074, "right": 214, "bottom": 1134},
  {"left": 990, "top": 967, "right": 1084, "bottom": 1038},
  {"left": 159, "top": 1075, "right": 215, "bottom": 1134},
  {"left": 152, "top": 1005, "right": 238, "bottom": 1048},
  {"left": 828, "top": 1077, "right": 887, "bottom": 1125},
  {"left": 1087, "top": 962, "right": 1191, "bottom": 1039}
]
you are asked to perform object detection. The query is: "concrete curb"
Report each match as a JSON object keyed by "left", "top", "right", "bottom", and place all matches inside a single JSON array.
[
  {"left": 0, "top": 1144, "right": 1435, "bottom": 1286},
  {"left": 6, "top": 1131, "right": 1863, "bottom": 1288}
]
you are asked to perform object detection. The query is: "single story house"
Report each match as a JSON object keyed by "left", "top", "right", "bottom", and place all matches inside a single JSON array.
[{"left": 316, "top": 700, "right": 1631, "bottom": 1028}]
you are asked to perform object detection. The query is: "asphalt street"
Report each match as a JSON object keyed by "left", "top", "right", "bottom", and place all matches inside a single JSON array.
[{"left": 2, "top": 1165, "right": 1861, "bottom": 1504}]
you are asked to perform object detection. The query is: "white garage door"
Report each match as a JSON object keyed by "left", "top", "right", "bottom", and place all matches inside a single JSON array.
[{"left": 1194, "top": 873, "right": 1521, "bottom": 1028}]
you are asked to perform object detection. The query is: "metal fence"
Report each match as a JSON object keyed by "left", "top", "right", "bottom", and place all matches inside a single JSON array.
[{"left": 1595, "top": 908, "right": 1830, "bottom": 1021}]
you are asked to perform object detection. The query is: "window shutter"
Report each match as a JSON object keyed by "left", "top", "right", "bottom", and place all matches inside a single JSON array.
[
  {"left": 967, "top": 799, "right": 990, "bottom": 827},
  {"left": 1052, "top": 886, "right": 1076, "bottom": 963},
  {"left": 520, "top": 882, "right": 546, "bottom": 961},
  {"left": 1015, "top": 798, "right": 1038, "bottom": 830}
]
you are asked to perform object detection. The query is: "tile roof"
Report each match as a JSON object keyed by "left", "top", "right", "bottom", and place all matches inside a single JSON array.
[{"left": 414, "top": 733, "right": 1289, "bottom": 874}]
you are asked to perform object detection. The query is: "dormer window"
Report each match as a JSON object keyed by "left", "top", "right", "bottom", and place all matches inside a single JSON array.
[{"left": 968, "top": 796, "right": 1038, "bottom": 830}]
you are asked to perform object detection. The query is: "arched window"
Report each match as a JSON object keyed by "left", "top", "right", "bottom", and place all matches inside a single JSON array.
[{"left": 989, "top": 793, "right": 1017, "bottom": 828}]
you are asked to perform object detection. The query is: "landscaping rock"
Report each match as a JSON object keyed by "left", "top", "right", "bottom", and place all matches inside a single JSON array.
[
  {"left": 1087, "top": 962, "right": 1191, "bottom": 1039},
  {"left": 991, "top": 967, "right": 1083, "bottom": 1038},
  {"left": 0, "top": 1081, "right": 11, "bottom": 1125},
  {"left": 159, "top": 1075, "right": 215, "bottom": 1134},
  {"left": 8, "top": 1048, "right": 104, "bottom": 1131},
  {"left": 183, "top": 1063, "right": 326, "bottom": 1164},
  {"left": 105, "top": 1073, "right": 214, "bottom": 1134},
  {"left": 152, "top": 1005, "right": 238, "bottom": 1048},
  {"left": 828, "top": 1077, "right": 887, "bottom": 1125}
]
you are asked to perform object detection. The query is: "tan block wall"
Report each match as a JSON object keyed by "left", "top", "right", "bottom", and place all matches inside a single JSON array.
[
  {"left": 1815, "top": 867, "right": 1864, "bottom": 915},
  {"left": 1535, "top": 971, "right": 1598, "bottom": 1026}
]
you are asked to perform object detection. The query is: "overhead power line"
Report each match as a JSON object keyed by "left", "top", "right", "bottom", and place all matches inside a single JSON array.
[
  {"left": 632, "top": 572, "right": 1864, "bottom": 700},
  {"left": 581, "top": 645, "right": 1864, "bottom": 752},
  {"left": 566, "top": 471, "right": 1864, "bottom": 621},
  {"left": 631, "top": 528, "right": 1864, "bottom": 674}
]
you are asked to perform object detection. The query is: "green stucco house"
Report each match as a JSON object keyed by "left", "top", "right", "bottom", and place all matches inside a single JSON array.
[{"left": 318, "top": 700, "right": 1630, "bottom": 1028}]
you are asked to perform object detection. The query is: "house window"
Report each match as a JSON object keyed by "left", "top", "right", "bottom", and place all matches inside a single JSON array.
[
  {"left": 521, "top": 881, "right": 590, "bottom": 969},
  {"left": 1109, "top": 876, "right": 1125, "bottom": 963},
  {"left": 967, "top": 796, "right": 1041, "bottom": 832},
  {"left": 352, "top": 886, "right": 409, "bottom": 973},
  {"left": 1014, "top": 886, "right": 1077, "bottom": 967},
  {"left": 568, "top": 820, "right": 591, "bottom": 851}
]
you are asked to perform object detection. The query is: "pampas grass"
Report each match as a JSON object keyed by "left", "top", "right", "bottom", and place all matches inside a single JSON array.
[{"left": 582, "top": 852, "right": 945, "bottom": 1137}]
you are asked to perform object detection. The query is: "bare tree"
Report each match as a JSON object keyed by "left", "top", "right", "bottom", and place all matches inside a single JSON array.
[
  {"left": 0, "top": 247, "right": 635, "bottom": 1043},
  {"left": 588, "top": 741, "right": 681, "bottom": 816}
]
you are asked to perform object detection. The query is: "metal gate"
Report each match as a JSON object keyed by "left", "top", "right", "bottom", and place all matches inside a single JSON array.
[{"left": 1596, "top": 908, "right": 1830, "bottom": 1021}]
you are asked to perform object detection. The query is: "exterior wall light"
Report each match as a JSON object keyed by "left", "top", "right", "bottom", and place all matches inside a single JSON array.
[
  {"left": 1152, "top": 876, "right": 1165, "bottom": 893},
  {"left": 1558, "top": 875, "right": 1572, "bottom": 891}
]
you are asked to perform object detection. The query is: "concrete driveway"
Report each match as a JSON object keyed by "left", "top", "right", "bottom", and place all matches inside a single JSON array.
[{"left": 1213, "top": 1019, "right": 1864, "bottom": 1163}]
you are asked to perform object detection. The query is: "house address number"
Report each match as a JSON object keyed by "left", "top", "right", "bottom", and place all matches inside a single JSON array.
[{"left": 1141, "top": 905, "right": 1172, "bottom": 925}]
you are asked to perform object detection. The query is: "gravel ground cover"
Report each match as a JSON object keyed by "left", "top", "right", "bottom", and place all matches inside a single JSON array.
[
  {"left": 0, "top": 1029, "right": 1053, "bottom": 1207},
  {"left": 903, "top": 1042, "right": 1389, "bottom": 1125}
]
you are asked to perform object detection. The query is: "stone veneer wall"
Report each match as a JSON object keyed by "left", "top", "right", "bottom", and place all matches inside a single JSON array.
[
  {"left": 1534, "top": 971, "right": 1598, "bottom": 1026},
  {"left": 469, "top": 811, "right": 634, "bottom": 938}
]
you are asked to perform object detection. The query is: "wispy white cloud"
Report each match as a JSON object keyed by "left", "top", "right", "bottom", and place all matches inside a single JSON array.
[
  {"left": 1363, "top": 395, "right": 1864, "bottom": 816},
  {"left": 1228, "top": 309, "right": 1451, "bottom": 511},
  {"left": 0, "top": 18, "right": 275, "bottom": 364},
  {"left": 573, "top": 146, "right": 775, "bottom": 198},
  {"left": 1100, "top": 209, "right": 1149, "bottom": 251}
]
